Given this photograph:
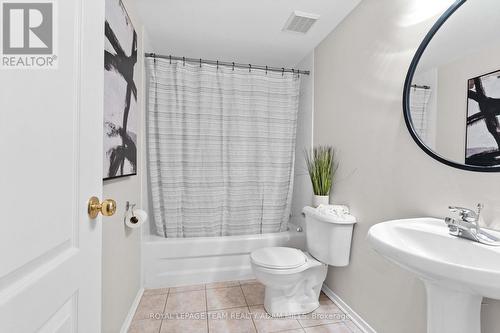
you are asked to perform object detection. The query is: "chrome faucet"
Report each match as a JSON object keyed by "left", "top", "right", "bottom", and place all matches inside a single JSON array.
[{"left": 445, "top": 203, "right": 500, "bottom": 246}]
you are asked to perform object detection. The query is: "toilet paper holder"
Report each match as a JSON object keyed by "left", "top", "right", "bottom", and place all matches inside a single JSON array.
[{"left": 125, "top": 201, "right": 139, "bottom": 224}]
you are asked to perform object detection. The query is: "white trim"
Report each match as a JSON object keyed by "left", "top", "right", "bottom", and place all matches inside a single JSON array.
[
  {"left": 311, "top": 49, "right": 315, "bottom": 150},
  {"left": 120, "top": 288, "right": 144, "bottom": 333},
  {"left": 321, "top": 284, "right": 377, "bottom": 333}
]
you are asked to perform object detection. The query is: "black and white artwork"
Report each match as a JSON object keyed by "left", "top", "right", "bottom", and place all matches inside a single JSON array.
[
  {"left": 466, "top": 70, "right": 500, "bottom": 167},
  {"left": 104, "top": 0, "right": 137, "bottom": 180}
]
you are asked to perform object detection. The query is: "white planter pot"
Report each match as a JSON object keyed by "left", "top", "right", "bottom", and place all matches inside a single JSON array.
[{"left": 312, "top": 195, "right": 329, "bottom": 207}]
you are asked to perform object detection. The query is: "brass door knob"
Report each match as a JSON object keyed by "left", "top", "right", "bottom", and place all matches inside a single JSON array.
[{"left": 88, "top": 196, "right": 117, "bottom": 219}]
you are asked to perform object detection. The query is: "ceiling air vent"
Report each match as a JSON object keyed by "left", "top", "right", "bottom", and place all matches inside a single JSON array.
[{"left": 283, "top": 11, "right": 320, "bottom": 34}]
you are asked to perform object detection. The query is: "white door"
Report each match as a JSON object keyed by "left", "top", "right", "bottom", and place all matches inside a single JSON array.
[{"left": 0, "top": 0, "right": 105, "bottom": 332}]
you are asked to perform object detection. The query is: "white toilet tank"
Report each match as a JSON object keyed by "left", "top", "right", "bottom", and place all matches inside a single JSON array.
[{"left": 303, "top": 205, "right": 356, "bottom": 267}]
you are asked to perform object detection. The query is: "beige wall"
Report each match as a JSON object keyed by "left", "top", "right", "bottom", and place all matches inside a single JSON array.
[
  {"left": 102, "top": 0, "right": 145, "bottom": 332},
  {"left": 313, "top": 1, "right": 500, "bottom": 332}
]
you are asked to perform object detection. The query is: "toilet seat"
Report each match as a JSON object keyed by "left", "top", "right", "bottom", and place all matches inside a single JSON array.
[
  {"left": 250, "top": 247, "right": 324, "bottom": 275},
  {"left": 251, "top": 247, "right": 307, "bottom": 270}
]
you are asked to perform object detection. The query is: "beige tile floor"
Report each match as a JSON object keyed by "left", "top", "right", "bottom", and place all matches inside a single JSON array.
[{"left": 129, "top": 279, "right": 363, "bottom": 333}]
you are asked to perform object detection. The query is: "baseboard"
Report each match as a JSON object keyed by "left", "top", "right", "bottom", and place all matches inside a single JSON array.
[
  {"left": 321, "top": 284, "right": 377, "bottom": 333},
  {"left": 120, "top": 287, "right": 144, "bottom": 333}
]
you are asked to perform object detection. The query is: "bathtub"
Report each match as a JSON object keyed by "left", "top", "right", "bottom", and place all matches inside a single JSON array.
[{"left": 142, "top": 227, "right": 306, "bottom": 288}]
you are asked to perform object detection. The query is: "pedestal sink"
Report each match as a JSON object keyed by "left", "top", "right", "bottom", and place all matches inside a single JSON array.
[{"left": 367, "top": 218, "right": 500, "bottom": 333}]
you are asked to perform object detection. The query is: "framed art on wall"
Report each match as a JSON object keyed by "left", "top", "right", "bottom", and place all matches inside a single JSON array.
[
  {"left": 465, "top": 70, "right": 500, "bottom": 167},
  {"left": 103, "top": 0, "right": 138, "bottom": 180}
]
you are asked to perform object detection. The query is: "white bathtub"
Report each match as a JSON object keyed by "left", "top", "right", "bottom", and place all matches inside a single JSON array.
[{"left": 142, "top": 227, "right": 306, "bottom": 288}]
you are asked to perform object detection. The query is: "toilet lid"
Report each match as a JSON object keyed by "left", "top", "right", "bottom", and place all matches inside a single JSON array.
[{"left": 251, "top": 247, "right": 307, "bottom": 269}]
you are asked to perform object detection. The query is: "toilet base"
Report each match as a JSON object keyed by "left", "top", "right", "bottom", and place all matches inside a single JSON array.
[
  {"left": 264, "top": 292, "right": 321, "bottom": 317},
  {"left": 261, "top": 265, "right": 327, "bottom": 317}
]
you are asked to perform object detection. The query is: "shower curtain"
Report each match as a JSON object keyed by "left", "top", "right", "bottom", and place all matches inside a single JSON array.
[
  {"left": 409, "top": 87, "right": 432, "bottom": 141},
  {"left": 146, "top": 58, "right": 300, "bottom": 237}
]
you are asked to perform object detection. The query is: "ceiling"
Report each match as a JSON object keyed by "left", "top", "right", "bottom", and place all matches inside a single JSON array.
[{"left": 134, "top": 0, "right": 361, "bottom": 68}]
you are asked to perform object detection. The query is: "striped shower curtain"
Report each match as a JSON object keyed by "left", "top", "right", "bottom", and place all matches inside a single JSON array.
[
  {"left": 146, "top": 58, "right": 300, "bottom": 237},
  {"left": 409, "top": 86, "right": 432, "bottom": 141}
]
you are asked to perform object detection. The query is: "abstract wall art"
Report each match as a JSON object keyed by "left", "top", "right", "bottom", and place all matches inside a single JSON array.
[
  {"left": 103, "top": 0, "right": 138, "bottom": 180},
  {"left": 466, "top": 70, "right": 500, "bottom": 167}
]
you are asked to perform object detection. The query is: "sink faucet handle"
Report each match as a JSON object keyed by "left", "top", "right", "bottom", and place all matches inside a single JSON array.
[
  {"left": 476, "top": 203, "right": 484, "bottom": 217},
  {"left": 448, "top": 206, "right": 477, "bottom": 222},
  {"left": 474, "top": 203, "right": 484, "bottom": 232}
]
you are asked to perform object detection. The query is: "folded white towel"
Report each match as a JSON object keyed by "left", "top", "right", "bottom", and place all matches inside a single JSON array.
[{"left": 316, "top": 204, "right": 354, "bottom": 221}]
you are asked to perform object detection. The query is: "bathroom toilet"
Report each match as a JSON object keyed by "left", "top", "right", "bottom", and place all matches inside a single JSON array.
[{"left": 250, "top": 205, "right": 356, "bottom": 317}]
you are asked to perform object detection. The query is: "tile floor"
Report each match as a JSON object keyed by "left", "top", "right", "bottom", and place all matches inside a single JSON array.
[{"left": 129, "top": 279, "right": 363, "bottom": 333}]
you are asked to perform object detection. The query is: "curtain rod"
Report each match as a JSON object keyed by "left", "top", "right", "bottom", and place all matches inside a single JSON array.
[
  {"left": 144, "top": 53, "right": 310, "bottom": 75},
  {"left": 411, "top": 84, "right": 431, "bottom": 90}
]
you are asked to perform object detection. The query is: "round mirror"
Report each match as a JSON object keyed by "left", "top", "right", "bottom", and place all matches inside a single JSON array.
[{"left": 404, "top": 0, "right": 500, "bottom": 172}]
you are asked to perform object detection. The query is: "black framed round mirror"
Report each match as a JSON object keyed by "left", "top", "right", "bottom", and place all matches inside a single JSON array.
[{"left": 403, "top": 0, "right": 500, "bottom": 172}]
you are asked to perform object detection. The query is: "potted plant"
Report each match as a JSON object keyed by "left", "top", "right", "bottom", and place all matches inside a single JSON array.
[{"left": 304, "top": 146, "right": 337, "bottom": 207}]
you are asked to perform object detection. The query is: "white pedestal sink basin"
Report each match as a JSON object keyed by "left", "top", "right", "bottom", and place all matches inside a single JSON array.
[{"left": 367, "top": 218, "right": 500, "bottom": 333}]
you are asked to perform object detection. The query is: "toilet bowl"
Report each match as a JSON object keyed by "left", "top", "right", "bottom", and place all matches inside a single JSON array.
[
  {"left": 251, "top": 247, "right": 327, "bottom": 316},
  {"left": 250, "top": 205, "right": 356, "bottom": 317}
]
